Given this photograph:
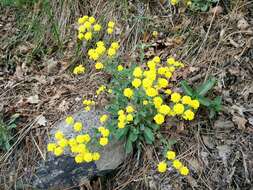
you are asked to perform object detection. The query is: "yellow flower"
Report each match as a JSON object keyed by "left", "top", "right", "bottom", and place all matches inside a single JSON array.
[
  {"left": 78, "top": 33, "right": 84, "bottom": 40},
  {"left": 85, "top": 106, "right": 90, "bottom": 111},
  {"left": 88, "top": 16, "right": 96, "bottom": 24},
  {"left": 83, "top": 99, "right": 92, "bottom": 105},
  {"left": 76, "top": 135, "right": 85, "bottom": 144},
  {"left": 96, "top": 41, "right": 105, "bottom": 47},
  {"left": 152, "top": 31, "right": 158, "bottom": 37},
  {"left": 153, "top": 56, "right": 161, "bottom": 63},
  {"left": 154, "top": 113, "right": 165, "bottom": 125},
  {"left": 78, "top": 25, "right": 86, "bottom": 33},
  {"left": 147, "top": 60, "right": 156, "bottom": 70},
  {"left": 83, "top": 153, "right": 93, "bottom": 162},
  {"left": 126, "top": 105, "right": 134, "bottom": 113},
  {"left": 182, "top": 95, "right": 192, "bottom": 105},
  {"left": 75, "top": 154, "right": 83, "bottom": 163},
  {"left": 165, "top": 89, "right": 172, "bottom": 95},
  {"left": 99, "top": 137, "right": 108, "bottom": 146},
  {"left": 118, "top": 110, "right": 124, "bottom": 115},
  {"left": 96, "top": 46, "right": 106, "bottom": 55},
  {"left": 92, "top": 152, "right": 101, "bottom": 161},
  {"left": 100, "top": 114, "right": 108, "bottom": 123},
  {"left": 157, "top": 161, "right": 167, "bottom": 173},
  {"left": 71, "top": 145, "right": 79, "bottom": 153},
  {"left": 173, "top": 103, "right": 185, "bottom": 115},
  {"left": 166, "top": 150, "right": 176, "bottom": 160},
  {"left": 108, "top": 21, "right": 115, "bottom": 28},
  {"left": 153, "top": 96, "right": 163, "bottom": 108},
  {"left": 73, "top": 122, "right": 83, "bottom": 132},
  {"left": 132, "top": 78, "right": 142, "bottom": 88},
  {"left": 107, "top": 27, "right": 113, "bottom": 34},
  {"left": 187, "top": 1, "right": 192, "bottom": 6},
  {"left": 158, "top": 105, "right": 171, "bottom": 115},
  {"left": 172, "top": 159, "right": 182, "bottom": 169},
  {"left": 133, "top": 67, "right": 143, "bottom": 78},
  {"left": 111, "top": 42, "right": 120, "bottom": 50},
  {"left": 169, "top": 66, "right": 175, "bottom": 72},
  {"left": 68, "top": 138, "right": 77, "bottom": 147},
  {"left": 142, "top": 78, "right": 153, "bottom": 89},
  {"left": 171, "top": 92, "right": 181, "bottom": 103},
  {"left": 146, "top": 87, "right": 158, "bottom": 97},
  {"left": 101, "top": 128, "right": 110, "bottom": 137},
  {"left": 84, "top": 32, "right": 92, "bottom": 41},
  {"left": 145, "top": 70, "right": 156, "bottom": 81},
  {"left": 118, "top": 114, "right": 126, "bottom": 122},
  {"left": 83, "top": 21, "right": 91, "bottom": 29},
  {"left": 183, "top": 110, "right": 195, "bottom": 120},
  {"left": 54, "top": 147, "right": 64, "bottom": 156},
  {"left": 190, "top": 100, "right": 200, "bottom": 110},
  {"left": 165, "top": 71, "right": 172, "bottom": 78},
  {"left": 58, "top": 139, "right": 68, "bottom": 148},
  {"left": 78, "top": 17, "right": 86, "bottom": 25},
  {"left": 157, "top": 78, "right": 168, "bottom": 88},
  {"left": 143, "top": 100, "right": 148, "bottom": 105},
  {"left": 158, "top": 67, "right": 166, "bottom": 75},
  {"left": 179, "top": 166, "right": 189, "bottom": 176},
  {"left": 108, "top": 89, "right": 112, "bottom": 94},
  {"left": 65, "top": 116, "right": 74, "bottom": 125},
  {"left": 170, "top": 0, "right": 179, "bottom": 5},
  {"left": 83, "top": 134, "right": 91, "bottom": 143},
  {"left": 126, "top": 114, "right": 133, "bottom": 122},
  {"left": 73, "top": 64, "right": 85, "bottom": 75},
  {"left": 47, "top": 143, "right": 57, "bottom": 152},
  {"left": 118, "top": 122, "right": 125, "bottom": 129},
  {"left": 55, "top": 131, "right": 64, "bottom": 140},
  {"left": 95, "top": 62, "right": 104, "bottom": 70},
  {"left": 167, "top": 57, "right": 175, "bottom": 65},
  {"left": 107, "top": 48, "right": 116, "bottom": 57},
  {"left": 123, "top": 88, "right": 133, "bottom": 98},
  {"left": 117, "top": 65, "right": 124, "bottom": 71},
  {"left": 77, "top": 143, "right": 87, "bottom": 153}
]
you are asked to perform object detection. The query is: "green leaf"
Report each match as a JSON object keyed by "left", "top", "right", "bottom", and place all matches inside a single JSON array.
[
  {"left": 115, "top": 127, "right": 129, "bottom": 140},
  {"left": 198, "top": 96, "right": 211, "bottom": 107},
  {"left": 144, "top": 127, "right": 154, "bottom": 144},
  {"left": 125, "top": 138, "right": 133, "bottom": 153},
  {"left": 180, "top": 80, "right": 194, "bottom": 97},
  {"left": 149, "top": 123, "right": 159, "bottom": 131},
  {"left": 129, "top": 131, "right": 138, "bottom": 142},
  {"left": 196, "top": 78, "right": 216, "bottom": 96},
  {"left": 213, "top": 96, "right": 222, "bottom": 112}
]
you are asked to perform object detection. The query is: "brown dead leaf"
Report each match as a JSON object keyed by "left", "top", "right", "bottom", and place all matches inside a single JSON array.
[{"left": 232, "top": 115, "right": 247, "bottom": 130}]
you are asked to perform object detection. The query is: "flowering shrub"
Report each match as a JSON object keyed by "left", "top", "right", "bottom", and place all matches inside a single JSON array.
[{"left": 46, "top": 15, "right": 203, "bottom": 176}]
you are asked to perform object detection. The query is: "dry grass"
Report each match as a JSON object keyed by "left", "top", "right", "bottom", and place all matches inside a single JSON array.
[{"left": 1, "top": 0, "right": 253, "bottom": 189}]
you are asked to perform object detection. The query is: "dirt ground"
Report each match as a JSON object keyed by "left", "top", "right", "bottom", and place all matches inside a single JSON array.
[{"left": 0, "top": 1, "right": 253, "bottom": 189}]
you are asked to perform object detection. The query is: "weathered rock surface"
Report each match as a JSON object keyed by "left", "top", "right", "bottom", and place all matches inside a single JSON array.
[{"left": 32, "top": 109, "right": 126, "bottom": 190}]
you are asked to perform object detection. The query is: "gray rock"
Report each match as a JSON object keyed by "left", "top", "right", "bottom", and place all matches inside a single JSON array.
[{"left": 32, "top": 109, "right": 126, "bottom": 190}]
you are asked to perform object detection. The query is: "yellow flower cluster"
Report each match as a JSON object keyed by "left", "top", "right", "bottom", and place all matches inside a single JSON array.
[
  {"left": 120, "top": 56, "right": 200, "bottom": 127},
  {"left": 47, "top": 114, "right": 111, "bottom": 164},
  {"left": 83, "top": 99, "right": 95, "bottom": 111},
  {"left": 88, "top": 41, "right": 106, "bottom": 62},
  {"left": 77, "top": 16, "right": 102, "bottom": 41},
  {"left": 117, "top": 105, "right": 135, "bottom": 129},
  {"left": 157, "top": 150, "right": 189, "bottom": 176},
  {"left": 96, "top": 85, "right": 106, "bottom": 95},
  {"left": 88, "top": 41, "right": 120, "bottom": 69},
  {"left": 47, "top": 127, "right": 100, "bottom": 164},
  {"left": 73, "top": 64, "right": 85, "bottom": 75},
  {"left": 107, "top": 21, "right": 115, "bottom": 34}
]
